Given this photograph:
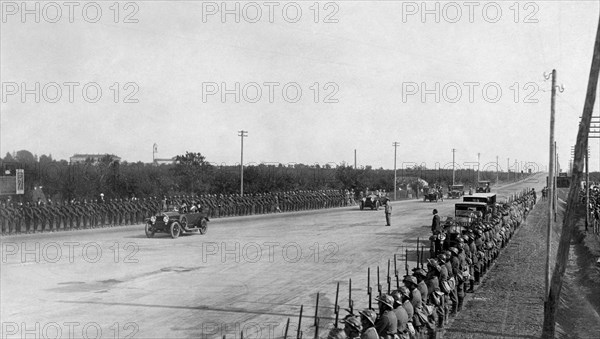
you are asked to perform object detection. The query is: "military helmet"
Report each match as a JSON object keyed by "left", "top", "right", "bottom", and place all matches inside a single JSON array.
[
  {"left": 376, "top": 294, "right": 394, "bottom": 308},
  {"left": 437, "top": 253, "right": 447, "bottom": 263},
  {"left": 359, "top": 309, "right": 377, "bottom": 326},
  {"left": 412, "top": 268, "right": 427, "bottom": 278},
  {"left": 398, "top": 286, "right": 410, "bottom": 298},
  {"left": 449, "top": 247, "right": 459, "bottom": 256},
  {"left": 342, "top": 315, "right": 362, "bottom": 332},
  {"left": 403, "top": 275, "right": 418, "bottom": 286}
]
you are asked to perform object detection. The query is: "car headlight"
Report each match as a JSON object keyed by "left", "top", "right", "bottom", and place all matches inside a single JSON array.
[
  {"left": 150, "top": 216, "right": 156, "bottom": 223},
  {"left": 163, "top": 216, "right": 169, "bottom": 223}
]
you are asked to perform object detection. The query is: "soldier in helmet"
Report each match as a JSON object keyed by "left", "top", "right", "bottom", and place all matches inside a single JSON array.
[
  {"left": 342, "top": 315, "right": 362, "bottom": 339},
  {"left": 359, "top": 309, "right": 378, "bottom": 339},
  {"left": 374, "top": 294, "right": 397, "bottom": 339},
  {"left": 391, "top": 290, "right": 410, "bottom": 339}
]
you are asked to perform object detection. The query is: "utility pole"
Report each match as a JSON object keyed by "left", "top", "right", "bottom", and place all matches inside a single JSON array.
[
  {"left": 477, "top": 153, "right": 481, "bottom": 181},
  {"left": 354, "top": 149, "right": 357, "bottom": 169},
  {"left": 496, "top": 156, "right": 499, "bottom": 184},
  {"left": 238, "top": 130, "right": 248, "bottom": 196},
  {"left": 507, "top": 157, "right": 510, "bottom": 181},
  {"left": 555, "top": 143, "right": 558, "bottom": 222},
  {"left": 586, "top": 145, "right": 589, "bottom": 231},
  {"left": 543, "top": 15, "right": 599, "bottom": 335},
  {"left": 452, "top": 149, "right": 456, "bottom": 185},
  {"left": 152, "top": 143, "right": 158, "bottom": 165},
  {"left": 545, "top": 69, "right": 557, "bottom": 301},
  {"left": 393, "top": 142, "right": 399, "bottom": 200}
]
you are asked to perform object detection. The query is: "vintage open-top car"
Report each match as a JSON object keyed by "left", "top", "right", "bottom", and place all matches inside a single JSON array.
[
  {"left": 475, "top": 180, "right": 491, "bottom": 193},
  {"left": 145, "top": 208, "right": 209, "bottom": 239},
  {"left": 360, "top": 194, "right": 383, "bottom": 210},
  {"left": 423, "top": 187, "right": 443, "bottom": 202},
  {"left": 448, "top": 185, "right": 464, "bottom": 199}
]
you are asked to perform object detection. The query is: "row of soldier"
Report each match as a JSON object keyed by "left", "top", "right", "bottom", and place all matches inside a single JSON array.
[
  {"left": 0, "top": 189, "right": 354, "bottom": 235},
  {"left": 580, "top": 184, "right": 600, "bottom": 234},
  {"left": 328, "top": 189, "right": 537, "bottom": 339}
]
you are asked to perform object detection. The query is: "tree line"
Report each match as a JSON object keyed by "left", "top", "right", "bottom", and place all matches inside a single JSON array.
[{"left": 1, "top": 150, "right": 520, "bottom": 202}]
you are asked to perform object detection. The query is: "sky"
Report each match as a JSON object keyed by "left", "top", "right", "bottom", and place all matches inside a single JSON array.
[{"left": 1, "top": 0, "right": 599, "bottom": 172}]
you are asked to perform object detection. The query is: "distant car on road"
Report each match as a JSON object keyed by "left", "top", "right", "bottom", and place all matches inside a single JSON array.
[
  {"left": 448, "top": 185, "right": 465, "bottom": 199},
  {"left": 360, "top": 194, "right": 383, "bottom": 210},
  {"left": 423, "top": 187, "right": 443, "bottom": 202},
  {"left": 145, "top": 208, "right": 209, "bottom": 239},
  {"left": 475, "top": 181, "right": 491, "bottom": 193}
]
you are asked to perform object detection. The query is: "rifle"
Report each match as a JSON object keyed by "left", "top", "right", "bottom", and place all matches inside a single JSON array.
[
  {"left": 421, "top": 238, "right": 425, "bottom": 268},
  {"left": 314, "top": 292, "right": 319, "bottom": 327},
  {"left": 416, "top": 237, "right": 420, "bottom": 269},
  {"left": 297, "top": 305, "right": 303, "bottom": 339},
  {"left": 334, "top": 282, "right": 340, "bottom": 327},
  {"left": 348, "top": 278, "right": 353, "bottom": 314},
  {"left": 387, "top": 259, "right": 391, "bottom": 294},
  {"left": 377, "top": 266, "right": 382, "bottom": 297},
  {"left": 394, "top": 253, "right": 399, "bottom": 290},
  {"left": 367, "top": 267, "right": 372, "bottom": 310},
  {"left": 405, "top": 248, "right": 409, "bottom": 276},
  {"left": 284, "top": 318, "right": 290, "bottom": 339}
]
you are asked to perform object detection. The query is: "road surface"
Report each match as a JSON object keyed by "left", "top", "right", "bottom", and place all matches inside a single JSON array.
[{"left": 0, "top": 174, "right": 546, "bottom": 339}]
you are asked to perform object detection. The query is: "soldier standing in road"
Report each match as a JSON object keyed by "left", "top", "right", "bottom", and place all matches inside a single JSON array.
[
  {"left": 431, "top": 209, "right": 441, "bottom": 234},
  {"left": 384, "top": 199, "right": 392, "bottom": 226}
]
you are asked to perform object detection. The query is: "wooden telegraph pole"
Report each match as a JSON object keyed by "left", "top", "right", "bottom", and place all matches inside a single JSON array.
[
  {"left": 544, "top": 69, "right": 557, "bottom": 300},
  {"left": 542, "top": 13, "right": 600, "bottom": 337},
  {"left": 238, "top": 130, "right": 248, "bottom": 196},
  {"left": 393, "top": 142, "right": 399, "bottom": 200}
]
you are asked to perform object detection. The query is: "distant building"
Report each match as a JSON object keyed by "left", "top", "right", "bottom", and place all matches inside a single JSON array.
[{"left": 69, "top": 154, "right": 121, "bottom": 165}]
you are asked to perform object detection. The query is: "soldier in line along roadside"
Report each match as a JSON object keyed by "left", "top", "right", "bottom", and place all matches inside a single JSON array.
[{"left": 0, "top": 189, "right": 358, "bottom": 234}]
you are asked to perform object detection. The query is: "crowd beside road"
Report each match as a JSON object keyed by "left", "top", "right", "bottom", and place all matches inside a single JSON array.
[
  {"left": 580, "top": 184, "right": 600, "bottom": 234},
  {"left": 0, "top": 190, "right": 356, "bottom": 235},
  {"left": 328, "top": 189, "right": 537, "bottom": 339}
]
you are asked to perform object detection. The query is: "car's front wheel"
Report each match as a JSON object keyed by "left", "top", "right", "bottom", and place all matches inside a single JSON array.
[
  {"left": 199, "top": 219, "right": 208, "bottom": 235},
  {"left": 170, "top": 222, "right": 181, "bottom": 239},
  {"left": 145, "top": 222, "right": 155, "bottom": 238}
]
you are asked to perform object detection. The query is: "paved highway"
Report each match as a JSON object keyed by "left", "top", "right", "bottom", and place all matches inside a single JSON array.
[{"left": 0, "top": 174, "right": 546, "bottom": 339}]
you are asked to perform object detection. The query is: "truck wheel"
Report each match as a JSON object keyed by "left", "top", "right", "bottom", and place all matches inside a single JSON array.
[{"left": 170, "top": 222, "right": 181, "bottom": 239}]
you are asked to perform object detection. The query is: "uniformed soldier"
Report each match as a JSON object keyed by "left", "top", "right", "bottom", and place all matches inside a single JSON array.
[
  {"left": 391, "top": 290, "right": 410, "bottom": 339},
  {"left": 359, "top": 309, "right": 379, "bottom": 339},
  {"left": 374, "top": 294, "right": 398, "bottom": 339},
  {"left": 384, "top": 199, "right": 392, "bottom": 226},
  {"left": 342, "top": 315, "right": 362, "bottom": 339}
]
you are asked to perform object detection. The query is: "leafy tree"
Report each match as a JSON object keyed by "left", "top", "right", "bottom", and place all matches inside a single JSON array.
[
  {"left": 172, "top": 152, "right": 213, "bottom": 194},
  {"left": 15, "top": 150, "right": 35, "bottom": 163}
]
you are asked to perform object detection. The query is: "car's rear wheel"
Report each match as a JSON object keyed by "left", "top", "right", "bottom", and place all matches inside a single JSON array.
[
  {"left": 145, "top": 222, "right": 155, "bottom": 238},
  {"left": 360, "top": 202, "right": 364, "bottom": 210},
  {"left": 180, "top": 216, "right": 188, "bottom": 229},
  {"left": 199, "top": 219, "right": 208, "bottom": 234},
  {"left": 170, "top": 222, "right": 181, "bottom": 239}
]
